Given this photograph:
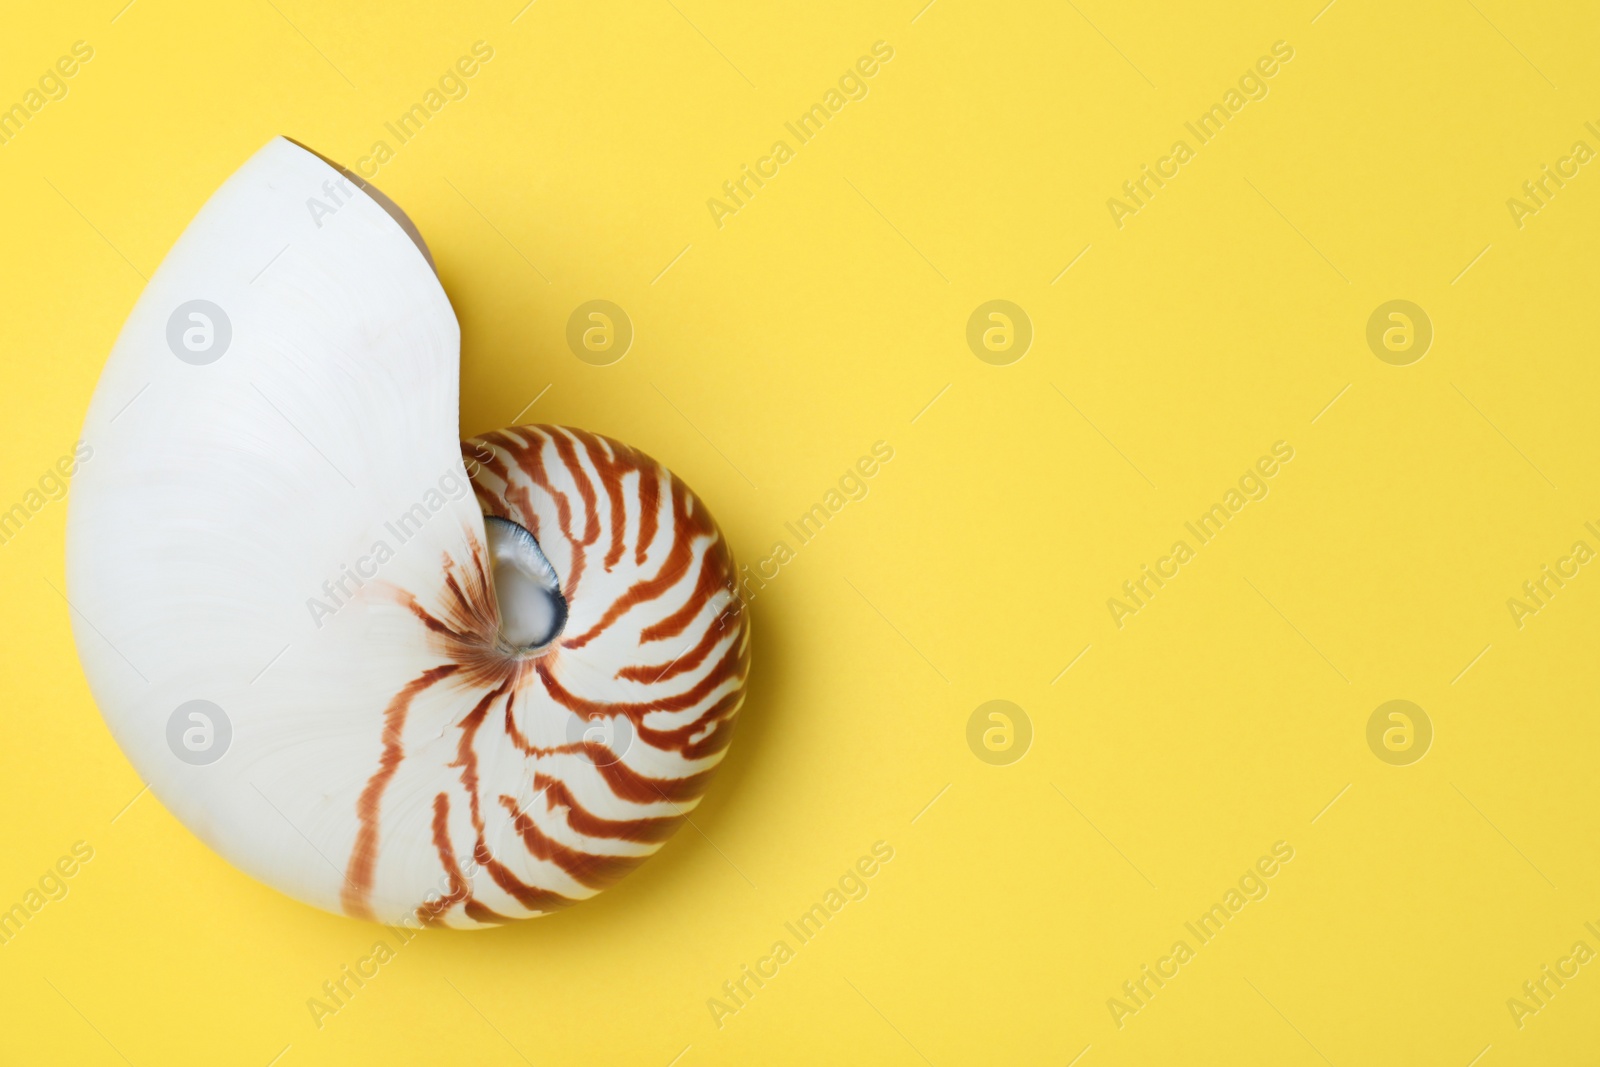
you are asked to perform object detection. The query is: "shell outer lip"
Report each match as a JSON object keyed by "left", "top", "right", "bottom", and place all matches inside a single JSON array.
[{"left": 284, "top": 135, "right": 437, "bottom": 274}]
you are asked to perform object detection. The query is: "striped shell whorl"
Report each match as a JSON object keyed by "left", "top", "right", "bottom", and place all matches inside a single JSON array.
[{"left": 341, "top": 424, "right": 749, "bottom": 927}]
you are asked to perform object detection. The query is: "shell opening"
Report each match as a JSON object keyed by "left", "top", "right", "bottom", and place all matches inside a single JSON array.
[{"left": 483, "top": 515, "right": 567, "bottom": 654}]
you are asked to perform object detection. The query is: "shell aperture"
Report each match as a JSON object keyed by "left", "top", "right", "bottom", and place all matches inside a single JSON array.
[{"left": 65, "top": 137, "right": 750, "bottom": 928}]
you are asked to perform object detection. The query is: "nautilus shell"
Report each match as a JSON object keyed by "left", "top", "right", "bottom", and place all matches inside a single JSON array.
[{"left": 65, "top": 137, "right": 749, "bottom": 927}]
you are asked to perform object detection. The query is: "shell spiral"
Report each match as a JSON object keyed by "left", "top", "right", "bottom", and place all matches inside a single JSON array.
[
  {"left": 341, "top": 426, "right": 749, "bottom": 926},
  {"left": 65, "top": 137, "right": 749, "bottom": 928}
]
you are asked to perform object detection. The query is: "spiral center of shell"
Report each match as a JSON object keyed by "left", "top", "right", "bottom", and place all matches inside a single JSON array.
[{"left": 483, "top": 515, "right": 567, "bottom": 654}]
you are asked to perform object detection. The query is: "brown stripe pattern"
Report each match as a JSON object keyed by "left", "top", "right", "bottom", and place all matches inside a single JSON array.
[{"left": 341, "top": 425, "right": 749, "bottom": 928}]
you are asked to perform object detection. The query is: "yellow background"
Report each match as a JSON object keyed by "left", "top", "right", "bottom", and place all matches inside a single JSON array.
[{"left": 3, "top": 0, "right": 1599, "bottom": 1063}]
